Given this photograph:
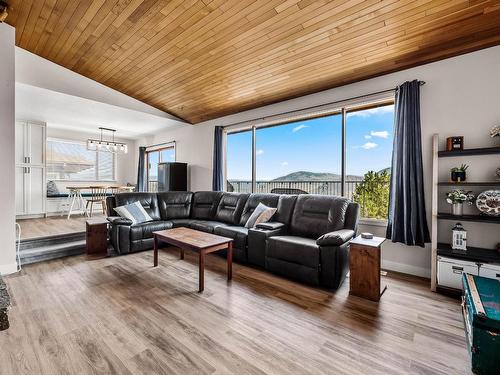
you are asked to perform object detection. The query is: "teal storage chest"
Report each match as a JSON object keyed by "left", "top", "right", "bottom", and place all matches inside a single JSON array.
[{"left": 462, "top": 274, "right": 500, "bottom": 375}]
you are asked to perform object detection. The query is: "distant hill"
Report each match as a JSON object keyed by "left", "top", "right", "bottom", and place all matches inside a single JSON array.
[{"left": 272, "top": 171, "right": 364, "bottom": 181}]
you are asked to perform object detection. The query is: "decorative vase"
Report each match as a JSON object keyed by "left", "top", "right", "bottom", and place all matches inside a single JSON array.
[
  {"left": 452, "top": 202, "right": 463, "bottom": 216},
  {"left": 451, "top": 171, "right": 466, "bottom": 182}
]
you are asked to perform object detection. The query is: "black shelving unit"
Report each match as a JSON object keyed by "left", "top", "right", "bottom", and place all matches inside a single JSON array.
[
  {"left": 438, "top": 146, "right": 500, "bottom": 157},
  {"left": 437, "top": 213, "right": 500, "bottom": 224},
  {"left": 436, "top": 243, "right": 500, "bottom": 264},
  {"left": 431, "top": 136, "right": 500, "bottom": 292},
  {"left": 438, "top": 181, "right": 500, "bottom": 186}
]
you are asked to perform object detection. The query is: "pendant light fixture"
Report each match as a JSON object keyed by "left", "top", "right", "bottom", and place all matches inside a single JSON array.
[{"left": 87, "top": 127, "right": 128, "bottom": 154}]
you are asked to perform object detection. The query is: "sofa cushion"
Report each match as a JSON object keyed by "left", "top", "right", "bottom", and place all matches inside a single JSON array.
[
  {"left": 266, "top": 236, "right": 320, "bottom": 269},
  {"left": 191, "top": 191, "right": 223, "bottom": 220},
  {"left": 290, "top": 195, "right": 350, "bottom": 239},
  {"left": 157, "top": 192, "right": 193, "bottom": 220},
  {"left": 130, "top": 221, "right": 173, "bottom": 241},
  {"left": 115, "top": 193, "right": 161, "bottom": 221},
  {"left": 189, "top": 220, "right": 227, "bottom": 233},
  {"left": 214, "top": 226, "right": 248, "bottom": 249},
  {"left": 215, "top": 193, "right": 249, "bottom": 225},
  {"left": 169, "top": 218, "right": 197, "bottom": 228},
  {"left": 273, "top": 195, "right": 298, "bottom": 226},
  {"left": 239, "top": 193, "right": 279, "bottom": 226}
]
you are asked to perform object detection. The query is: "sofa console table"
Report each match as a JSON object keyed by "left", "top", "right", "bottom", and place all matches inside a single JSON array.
[{"left": 349, "top": 235, "right": 386, "bottom": 302}]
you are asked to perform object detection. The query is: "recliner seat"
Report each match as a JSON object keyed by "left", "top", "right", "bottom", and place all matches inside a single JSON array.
[{"left": 106, "top": 190, "right": 359, "bottom": 290}]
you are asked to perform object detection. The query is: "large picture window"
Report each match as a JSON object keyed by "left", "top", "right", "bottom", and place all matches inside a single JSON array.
[
  {"left": 225, "top": 101, "right": 394, "bottom": 220},
  {"left": 46, "top": 138, "right": 116, "bottom": 181}
]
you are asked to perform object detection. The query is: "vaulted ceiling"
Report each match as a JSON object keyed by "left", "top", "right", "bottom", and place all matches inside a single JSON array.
[{"left": 6, "top": 0, "right": 500, "bottom": 123}]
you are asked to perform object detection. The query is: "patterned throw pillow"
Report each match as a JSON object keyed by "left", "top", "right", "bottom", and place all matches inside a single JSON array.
[
  {"left": 245, "top": 202, "right": 277, "bottom": 228},
  {"left": 114, "top": 201, "right": 153, "bottom": 225},
  {"left": 46, "top": 180, "right": 60, "bottom": 196}
]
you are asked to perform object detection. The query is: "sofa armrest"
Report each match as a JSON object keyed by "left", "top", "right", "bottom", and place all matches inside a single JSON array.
[
  {"left": 316, "top": 229, "right": 355, "bottom": 246},
  {"left": 107, "top": 216, "right": 133, "bottom": 226},
  {"left": 255, "top": 221, "right": 285, "bottom": 230}
]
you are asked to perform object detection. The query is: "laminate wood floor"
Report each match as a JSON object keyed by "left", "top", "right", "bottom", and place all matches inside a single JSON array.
[
  {"left": 17, "top": 214, "right": 105, "bottom": 240},
  {"left": 1, "top": 248, "right": 471, "bottom": 375}
]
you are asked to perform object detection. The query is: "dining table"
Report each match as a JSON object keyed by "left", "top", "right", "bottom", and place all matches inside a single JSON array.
[{"left": 65, "top": 185, "right": 135, "bottom": 219}]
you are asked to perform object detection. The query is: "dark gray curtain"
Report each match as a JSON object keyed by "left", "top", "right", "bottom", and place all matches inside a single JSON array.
[
  {"left": 137, "top": 146, "right": 147, "bottom": 192},
  {"left": 212, "top": 126, "right": 224, "bottom": 191},
  {"left": 386, "top": 80, "right": 430, "bottom": 247}
]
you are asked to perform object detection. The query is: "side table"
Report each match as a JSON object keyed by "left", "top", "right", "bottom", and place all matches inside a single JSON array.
[
  {"left": 86, "top": 218, "right": 108, "bottom": 256},
  {"left": 349, "top": 235, "right": 386, "bottom": 302}
]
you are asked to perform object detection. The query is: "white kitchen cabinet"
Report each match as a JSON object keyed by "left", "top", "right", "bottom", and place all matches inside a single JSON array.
[
  {"left": 16, "top": 121, "right": 46, "bottom": 217},
  {"left": 15, "top": 166, "right": 27, "bottom": 215}
]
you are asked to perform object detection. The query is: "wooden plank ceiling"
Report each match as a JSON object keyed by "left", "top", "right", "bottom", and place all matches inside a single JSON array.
[{"left": 6, "top": 0, "right": 500, "bottom": 123}]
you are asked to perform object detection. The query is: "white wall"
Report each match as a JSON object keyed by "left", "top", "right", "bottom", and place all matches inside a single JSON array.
[
  {"left": 0, "top": 24, "right": 17, "bottom": 275},
  {"left": 46, "top": 127, "right": 137, "bottom": 192},
  {"left": 138, "top": 46, "right": 500, "bottom": 278}
]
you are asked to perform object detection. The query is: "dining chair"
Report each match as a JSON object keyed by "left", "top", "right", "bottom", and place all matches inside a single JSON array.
[{"left": 85, "top": 186, "right": 108, "bottom": 217}]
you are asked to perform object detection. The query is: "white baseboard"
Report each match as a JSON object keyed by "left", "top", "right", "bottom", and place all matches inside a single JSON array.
[
  {"left": 381, "top": 259, "right": 431, "bottom": 279},
  {"left": 0, "top": 262, "right": 18, "bottom": 276}
]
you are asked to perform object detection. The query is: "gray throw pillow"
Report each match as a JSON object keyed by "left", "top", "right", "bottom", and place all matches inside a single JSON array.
[
  {"left": 245, "top": 203, "right": 277, "bottom": 228},
  {"left": 114, "top": 201, "right": 153, "bottom": 225},
  {"left": 46, "top": 180, "right": 59, "bottom": 196}
]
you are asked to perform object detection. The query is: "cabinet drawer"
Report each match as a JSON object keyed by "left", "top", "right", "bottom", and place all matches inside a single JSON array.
[
  {"left": 437, "top": 256, "right": 478, "bottom": 290},
  {"left": 479, "top": 263, "right": 500, "bottom": 281}
]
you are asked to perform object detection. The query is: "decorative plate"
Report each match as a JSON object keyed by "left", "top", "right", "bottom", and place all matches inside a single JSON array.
[{"left": 475, "top": 190, "right": 500, "bottom": 216}]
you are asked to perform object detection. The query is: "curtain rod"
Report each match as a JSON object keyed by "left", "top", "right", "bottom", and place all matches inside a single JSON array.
[
  {"left": 223, "top": 80, "right": 425, "bottom": 129},
  {"left": 145, "top": 140, "right": 176, "bottom": 149}
]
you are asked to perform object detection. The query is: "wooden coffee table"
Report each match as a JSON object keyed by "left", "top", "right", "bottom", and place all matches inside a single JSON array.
[{"left": 153, "top": 227, "right": 233, "bottom": 292}]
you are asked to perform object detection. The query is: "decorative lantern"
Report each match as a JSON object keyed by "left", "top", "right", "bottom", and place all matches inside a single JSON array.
[{"left": 452, "top": 222, "right": 467, "bottom": 251}]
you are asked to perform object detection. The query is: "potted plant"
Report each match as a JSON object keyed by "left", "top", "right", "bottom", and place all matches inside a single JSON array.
[
  {"left": 450, "top": 164, "right": 469, "bottom": 182},
  {"left": 446, "top": 190, "right": 475, "bottom": 216}
]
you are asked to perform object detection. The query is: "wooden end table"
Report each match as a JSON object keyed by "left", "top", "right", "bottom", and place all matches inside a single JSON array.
[
  {"left": 349, "top": 235, "right": 386, "bottom": 302},
  {"left": 153, "top": 227, "right": 233, "bottom": 292},
  {"left": 86, "top": 218, "right": 108, "bottom": 256}
]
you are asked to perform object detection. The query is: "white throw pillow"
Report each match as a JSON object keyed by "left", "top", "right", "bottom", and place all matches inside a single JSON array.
[
  {"left": 114, "top": 201, "right": 153, "bottom": 225},
  {"left": 245, "top": 203, "right": 277, "bottom": 228}
]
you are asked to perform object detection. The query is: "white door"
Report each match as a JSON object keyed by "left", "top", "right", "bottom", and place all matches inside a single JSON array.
[
  {"left": 15, "top": 166, "right": 27, "bottom": 215},
  {"left": 27, "top": 123, "right": 45, "bottom": 166},
  {"left": 479, "top": 264, "right": 500, "bottom": 281},
  {"left": 26, "top": 166, "right": 45, "bottom": 214},
  {"left": 15, "top": 121, "right": 27, "bottom": 165}
]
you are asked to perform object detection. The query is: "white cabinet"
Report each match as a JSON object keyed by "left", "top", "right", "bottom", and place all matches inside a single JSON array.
[
  {"left": 479, "top": 263, "right": 500, "bottom": 281},
  {"left": 437, "top": 256, "right": 478, "bottom": 290},
  {"left": 16, "top": 121, "right": 46, "bottom": 217}
]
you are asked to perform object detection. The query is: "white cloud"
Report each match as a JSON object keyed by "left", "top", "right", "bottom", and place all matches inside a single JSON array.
[
  {"left": 292, "top": 124, "right": 309, "bottom": 133},
  {"left": 347, "top": 104, "right": 395, "bottom": 118},
  {"left": 280, "top": 161, "right": 288, "bottom": 166},
  {"left": 361, "top": 142, "right": 378, "bottom": 150},
  {"left": 370, "top": 130, "right": 389, "bottom": 139},
  {"left": 364, "top": 135, "right": 372, "bottom": 139},
  {"left": 256, "top": 149, "right": 264, "bottom": 155}
]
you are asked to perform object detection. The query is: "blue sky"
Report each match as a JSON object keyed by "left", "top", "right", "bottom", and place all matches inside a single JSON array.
[{"left": 227, "top": 104, "right": 394, "bottom": 180}]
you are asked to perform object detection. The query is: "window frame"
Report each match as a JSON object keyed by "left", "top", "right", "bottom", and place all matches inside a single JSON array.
[
  {"left": 46, "top": 137, "right": 117, "bottom": 182},
  {"left": 224, "top": 97, "right": 395, "bottom": 224}
]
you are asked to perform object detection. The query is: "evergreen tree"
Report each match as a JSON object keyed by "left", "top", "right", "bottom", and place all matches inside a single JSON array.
[{"left": 352, "top": 170, "right": 390, "bottom": 219}]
